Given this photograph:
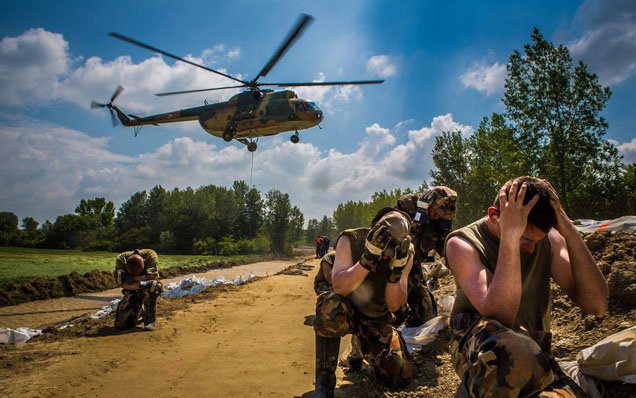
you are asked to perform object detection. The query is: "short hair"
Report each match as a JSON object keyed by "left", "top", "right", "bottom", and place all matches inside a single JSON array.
[
  {"left": 493, "top": 176, "right": 556, "bottom": 233},
  {"left": 125, "top": 254, "right": 144, "bottom": 275}
]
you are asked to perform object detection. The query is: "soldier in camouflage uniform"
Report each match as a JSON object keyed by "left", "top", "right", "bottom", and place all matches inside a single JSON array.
[
  {"left": 114, "top": 249, "right": 163, "bottom": 331},
  {"left": 314, "top": 208, "right": 415, "bottom": 397},
  {"left": 445, "top": 177, "right": 608, "bottom": 397},
  {"left": 393, "top": 186, "right": 457, "bottom": 327}
]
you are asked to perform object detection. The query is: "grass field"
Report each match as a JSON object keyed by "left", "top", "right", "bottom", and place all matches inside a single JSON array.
[{"left": 0, "top": 247, "right": 262, "bottom": 284}]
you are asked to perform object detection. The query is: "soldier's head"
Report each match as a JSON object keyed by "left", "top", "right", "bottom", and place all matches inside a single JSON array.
[
  {"left": 492, "top": 176, "right": 556, "bottom": 234},
  {"left": 370, "top": 207, "right": 412, "bottom": 257},
  {"left": 396, "top": 187, "right": 457, "bottom": 230},
  {"left": 125, "top": 253, "right": 145, "bottom": 275}
]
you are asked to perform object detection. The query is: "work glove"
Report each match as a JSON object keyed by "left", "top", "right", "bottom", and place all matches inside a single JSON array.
[
  {"left": 359, "top": 224, "right": 392, "bottom": 272},
  {"left": 139, "top": 280, "right": 162, "bottom": 294},
  {"left": 387, "top": 236, "right": 414, "bottom": 284}
]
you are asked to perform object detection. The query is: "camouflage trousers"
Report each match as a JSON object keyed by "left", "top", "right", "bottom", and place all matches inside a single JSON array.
[
  {"left": 314, "top": 279, "right": 333, "bottom": 296},
  {"left": 314, "top": 292, "right": 413, "bottom": 388},
  {"left": 114, "top": 288, "right": 160, "bottom": 330},
  {"left": 394, "top": 263, "right": 437, "bottom": 327},
  {"left": 450, "top": 313, "right": 587, "bottom": 398}
]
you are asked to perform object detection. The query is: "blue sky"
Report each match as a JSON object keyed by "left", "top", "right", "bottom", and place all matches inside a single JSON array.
[{"left": 1, "top": 0, "right": 635, "bottom": 225}]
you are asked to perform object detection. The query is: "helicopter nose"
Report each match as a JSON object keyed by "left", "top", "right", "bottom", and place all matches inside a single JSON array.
[{"left": 316, "top": 110, "right": 323, "bottom": 120}]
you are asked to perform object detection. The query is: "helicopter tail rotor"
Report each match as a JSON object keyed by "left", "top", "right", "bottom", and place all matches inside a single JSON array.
[{"left": 90, "top": 85, "right": 124, "bottom": 127}]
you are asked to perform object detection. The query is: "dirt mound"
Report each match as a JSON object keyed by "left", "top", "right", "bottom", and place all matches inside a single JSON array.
[{"left": 0, "top": 256, "right": 274, "bottom": 307}]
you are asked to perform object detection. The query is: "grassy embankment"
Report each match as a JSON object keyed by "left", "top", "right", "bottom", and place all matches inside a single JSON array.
[{"left": 0, "top": 247, "right": 262, "bottom": 284}]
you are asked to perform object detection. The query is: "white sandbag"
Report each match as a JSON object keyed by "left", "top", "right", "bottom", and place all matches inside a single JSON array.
[
  {"left": 559, "top": 360, "right": 602, "bottom": 398},
  {"left": 577, "top": 326, "right": 636, "bottom": 383},
  {"left": 0, "top": 327, "right": 42, "bottom": 344},
  {"left": 398, "top": 295, "right": 455, "bottom": 353},
  {"left": 90, "top": 299, "right": 121, "bottom": 319},
  {"left": 575, "top": 216, "right": 636, "bottom": 233}
]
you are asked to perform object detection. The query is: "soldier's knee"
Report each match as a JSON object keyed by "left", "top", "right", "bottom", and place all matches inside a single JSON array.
[
  {"left": 376, "top": 330, "right": 413, "bottom": 388},
  {"left": 314, "top": 292, "right": 355, "bottom": 337}
]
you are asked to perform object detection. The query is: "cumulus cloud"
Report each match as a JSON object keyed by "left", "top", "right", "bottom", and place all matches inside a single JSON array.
[
  {"left": 366, "top": 55, "right": 397, "bottom": 78},
  {"left": 610, "top": 137, "right": 636, "bottom": 163},
  {"left": 0, "top": 28, "right": 243, "bottom": 115},
  {"left": 288, "top": 72, "right": 365, "bottom": 115},
  {"left": 460, "top": 61, "right": 507, "bottom": 96},
  {"left": 568, "top": 0, "right": 636, "bottom": 85},
  {"left": 0, "top": 28, "right": 70, "bottom": 105},
  {"left": 0, "top": 113, "right": 473, "bottom": 224}
]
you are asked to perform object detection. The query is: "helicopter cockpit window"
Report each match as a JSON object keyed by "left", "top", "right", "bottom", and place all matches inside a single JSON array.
[
  {"left": 305, "top": 102, "right": 317, "bottom": 111},
  {"left": 294, "top": 102, "right": 306, "bottom": 112}
]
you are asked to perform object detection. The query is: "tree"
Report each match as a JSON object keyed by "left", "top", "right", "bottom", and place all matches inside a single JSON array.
[
  {"left": 0, "top": 212, "right": 19, "bottom": 233},
  {"left": 75, "top": 197, "right": 115, "bottom": 227},
  {"left": 21, "top": 217, "right": 39, "bottom": 231},
  {"left": 114, "top": 191, "right": 148, "bottom": 233},
  {"left": 504, "top": 28, "right": 619, "bottom": 217},
  {"left": 263, "top": 189, "right": 300, "bottom": 255}
]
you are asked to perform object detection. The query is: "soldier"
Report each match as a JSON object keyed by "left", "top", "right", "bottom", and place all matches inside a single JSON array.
[
  {"left": 393, "top": 186, "right": 457, "bottom": 327},
  {"left": 445, "top": 177, "right": 608, "bottom": 397},
  {"left": 314, "top": 208, "right": 415, "bottom": 397},
  {"left": 113, "top": 249, "right": 163, "bottom": 331}
]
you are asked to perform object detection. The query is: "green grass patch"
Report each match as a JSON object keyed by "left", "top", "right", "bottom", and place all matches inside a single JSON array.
[{"left": 0, "top": 247, "right": 261, "bottom": 284}]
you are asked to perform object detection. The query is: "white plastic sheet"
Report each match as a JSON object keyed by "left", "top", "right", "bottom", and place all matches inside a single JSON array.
[
  {"left": 575, "top": 216, "right": 636, "bottom": 233},
  {"left": 0, "top": 327, "right": 42, "bottom": 344},
  {"left": 160, "top": 273, "right": 254, "bottom": 299},
  {"left": 398, "top": 295, "right": 455, "bottom": 353}
]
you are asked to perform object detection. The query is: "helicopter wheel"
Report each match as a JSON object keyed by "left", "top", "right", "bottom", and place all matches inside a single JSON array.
[
  {"left": 290, "top": 133, "right": 300, "bottom": 144},
  {"left": 222, "top": 130, "right": 233, "bottom": 142},
  {"left": 247, "top": 142, "right": 257, "bottom": 152}
]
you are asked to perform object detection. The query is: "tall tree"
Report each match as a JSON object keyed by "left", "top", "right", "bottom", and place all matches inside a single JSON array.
[
  {"left": 263, "top": 189, "right": 299, "bottom": 255},
  {"left": 504, "top": 28, "right": 618, "bottom": 216},
  {"left": 21, "top": 217, "right": 39, "bottom": 231},
  {"left": 0, "top": 212, "right": 19, "bottom": 233},
  {"left": 114, "top": 191, "right": 148, "bottom": 233}
]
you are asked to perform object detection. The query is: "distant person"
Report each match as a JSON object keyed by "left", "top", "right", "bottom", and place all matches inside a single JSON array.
[
  {"left": 445, "top": 177, "right": 608, "bottom": 397},
  {"left": 393, "top": 186, "right": 457, "bottom": 327},
  {"left": 316, "top": 236, "right": 324, "bottom": 258},
  {"left": 314, "top": 208, "right": 415, "bottom": 397},
  {"left": 320, "top": 236, "right": 330, "bottom": 258},
  {"left": 114, "top": 249, "right": 163, "bottom": 331}
]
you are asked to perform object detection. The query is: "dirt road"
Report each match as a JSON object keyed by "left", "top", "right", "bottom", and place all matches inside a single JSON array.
[{"left": 0, "top": 260, "right": 297, "bottom": 329}]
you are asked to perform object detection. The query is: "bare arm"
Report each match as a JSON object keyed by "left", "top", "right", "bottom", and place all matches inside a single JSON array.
[
  {"left": 322, "top": 262, "right": 333, "bottom": 284},
  {"left": 385, "top": 255, "right": 413, "bottom": 312},
  {"left": 544, "top": 182, "right": 608, "bottom": 316},
  {"left": 446, "top": 180, "right": 538, "bottom": 328},
  {"left": 332, "top": 236, "right": 370, "bottom": 297}
]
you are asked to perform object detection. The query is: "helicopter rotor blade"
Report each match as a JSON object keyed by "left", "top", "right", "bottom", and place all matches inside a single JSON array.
[
  {"left": 261, "top": 79, "right": 385, "bottom": 87},
  {"left": 253, "top": 14, "right": 314, "bottom": 82},
  {"left": 109, "top": 108, "right": 119, "bottom": 127},
  {"left": 91, "top": 100, "right": 107, "bottom": 109},
  {"left": 108, "top": 32, "right": 246, "bottom": 85},
  {"left": 155, "top": 85, "right": 248, "bottom": 97},
  {"left": 110, "top": 85, "right": 124, "bottom": 103}
]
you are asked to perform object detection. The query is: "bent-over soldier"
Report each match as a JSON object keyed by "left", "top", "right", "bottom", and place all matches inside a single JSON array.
[{"left": 114, "top": 249, "right": 163, "bottom": 331}]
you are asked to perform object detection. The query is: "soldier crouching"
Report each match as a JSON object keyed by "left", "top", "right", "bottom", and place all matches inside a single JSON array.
[{"left": 313, "top": 208, "right": 415, "bottom": 397}]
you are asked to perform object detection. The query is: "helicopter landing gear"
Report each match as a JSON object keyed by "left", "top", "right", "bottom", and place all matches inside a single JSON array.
[
  {"left": 222, "top": 130, "right": 233, "bottom": 142},
  {"left": 247, "top": 142, "right": 257, "bottom": 152},
  {"left": 290, "top": 132, "right": 300, "bottom": 144}
]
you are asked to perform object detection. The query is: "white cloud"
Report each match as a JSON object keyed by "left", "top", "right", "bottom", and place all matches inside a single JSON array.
[
  {"left": 569, "top": 0, "right": 636, "bottom": 85},
  {"left": 460, "top": 61, "right": 507, "bottom": 96},
  {"left": 366, "top": 55, "right": 397, "bottom": 78},
  {"left": 0, "top": 114, "right": 474, "bottom": 224},
  {"left": 610, "top": 137, "right": 636, "bottom": 163},
  {"left": 0, "top": 28, "right": 243, "bottom": 115},
  {"left": 0, "top": 28, "right": 70, "bottom": 105},
  {"left": 288, "top": 72, "right": 365, "bottom": 115}
]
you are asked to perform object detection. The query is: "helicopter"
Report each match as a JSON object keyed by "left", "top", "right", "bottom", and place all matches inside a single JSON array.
[{"left": 91, "top": 14, "right": 384, "bottom": 152}]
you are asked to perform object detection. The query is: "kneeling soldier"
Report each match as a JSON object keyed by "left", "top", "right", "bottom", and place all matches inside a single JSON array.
[{"left": 313, "top": 208, "right": 415, "bottom": 397}]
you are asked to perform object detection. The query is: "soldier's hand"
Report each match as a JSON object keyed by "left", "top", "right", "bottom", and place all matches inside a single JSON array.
[
  {"left": 360, "top": 224, "right": 392, "bottom": 272},
  {"left": 139, "top": 280, "right": 162, "bottom": 294},
  {"left": 387, "top": 237, "right": 413, "bottom": 283}
]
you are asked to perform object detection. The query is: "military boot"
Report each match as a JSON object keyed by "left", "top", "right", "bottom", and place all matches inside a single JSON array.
[
  {"left": 315, "top": 334, "right": 340, "bottom": 398},
  {"left": 142, "top": 297, "right": 157, "bottom": 331}
]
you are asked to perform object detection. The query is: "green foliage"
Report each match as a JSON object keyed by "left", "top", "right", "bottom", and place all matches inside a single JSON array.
[
  {"left": 21, "top": 217, "right": 39, "bottom": 232},
  {"left": 263, "top": 189, "right": 303, "bottom": 255},
  {"left": 332, "top": 188, "right": 409, "bottom": 233},
  {"left": 430, "top": 28, "right": 634, "bottom": 225},
  {"left": 0, "top": 212, "right": 19, "bottom": 234}
]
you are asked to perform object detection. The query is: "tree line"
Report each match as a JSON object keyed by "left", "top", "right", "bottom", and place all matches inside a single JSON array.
[{"left": 0, "top": 181, "right": 304, "bottom": 255}]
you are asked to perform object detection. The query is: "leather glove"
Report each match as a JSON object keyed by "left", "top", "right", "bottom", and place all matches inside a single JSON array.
[
  {"left": 387, "top": 236, "right": 414, "bottom": 283},
  {"left": 139, "top": 280, "right": 162, "bottom": 294},
  {"left": 359, "top": 224, "right": 392, "bottom": 272}
]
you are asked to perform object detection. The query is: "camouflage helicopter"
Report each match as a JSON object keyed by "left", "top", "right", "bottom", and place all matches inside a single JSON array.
[{"left": 91, "top": 14, "right": 383, "bottom": 152}]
